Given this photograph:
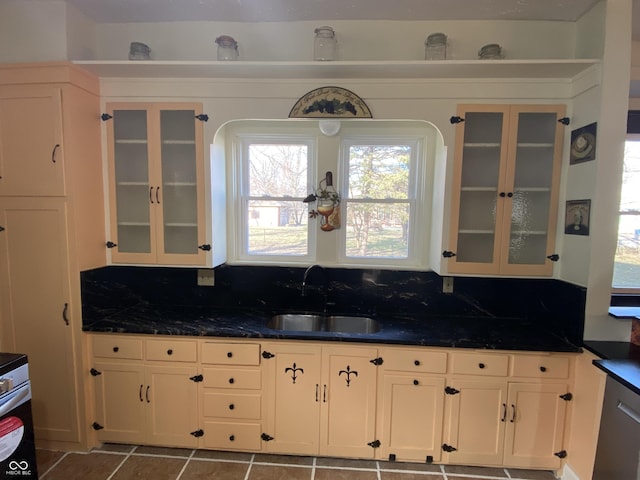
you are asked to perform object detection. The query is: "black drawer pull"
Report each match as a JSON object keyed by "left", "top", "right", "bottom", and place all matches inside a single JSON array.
[
  {"left": 167, "top": 349, "right": 173, "bottom": 355},
  {"left": 540, "top": 366, "right": 547, "bottom": 372},
  {"left": 227, "top": 352, "right": 233, "bottom": 358},
  {"left": 414, "top": 360, "right": 420, "bottom": 366},
  {"left": 229, "top": 435, "right": 235, "bottom": 442},
  {"left": 228, "top": 377, "right": 235, "bottom": 384},
  {"left": 113, "top": 346, "right": 119, "bottom": 353},
  {"left": 229, "top": 404, "right": 235, "bottom": 410},
  {"left": 478, "top": 363, "right": 485, "bottom": 369},
  {"left": 413, "top": 379, "right": 419, "bottom": 386}
]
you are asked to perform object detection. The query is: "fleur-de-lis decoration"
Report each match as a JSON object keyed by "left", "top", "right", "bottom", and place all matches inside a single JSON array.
[
  {"left": 285, "top": 363, "right": 304, "bottom": 384},
  {"left": 338, "top": 365, "right": 358, "bottom": 387}
]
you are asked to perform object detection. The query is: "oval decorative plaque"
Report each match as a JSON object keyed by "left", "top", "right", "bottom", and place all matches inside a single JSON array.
[{"left": 289, "top": 86, "right": 372, "bottom": 118}]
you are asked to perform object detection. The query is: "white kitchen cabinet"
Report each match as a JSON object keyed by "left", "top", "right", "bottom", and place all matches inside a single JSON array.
[
  {"left": 261, "top": 341, "right": 379, "bottom": 458},
  {"left": 436, "top": 104, "right": 566, "bottom": 276},
  {"left": 105, "top": 102, "right": 210, "bottom": 266},
  {"left": 91, "top": 335, "right": 200, "bottom": 448}
]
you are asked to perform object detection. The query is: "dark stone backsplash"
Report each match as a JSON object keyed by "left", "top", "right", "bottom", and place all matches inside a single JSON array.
[{"left": 81, "top": 264, "right": 586, "bottom": 347}]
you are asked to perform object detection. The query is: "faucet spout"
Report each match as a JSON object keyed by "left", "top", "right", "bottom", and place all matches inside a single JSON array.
[{"left": 301, "top": 264, "right": 327, "bottom": 298}]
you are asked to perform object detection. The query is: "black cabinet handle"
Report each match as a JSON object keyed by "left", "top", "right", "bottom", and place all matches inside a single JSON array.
[
  {"left": 323, "top": 384, "right": 327, "bottom": 403},
  {"left": 510, "top": 404, "right": 516, "bottom": 422},
  {"left": 229, "top": 435, "right": 235, "bottom": 442},
  {"left": 156, "top": 186, "right": 160, "bottom": 204},
  {"left": 414, "top": 360, "right": 420, "bottom": 366},
  {"left": 499, "top": 192, "right": 506, "bottom": 197},
  {"left": 478, "top": 363, "right": 485, "bottom": 369},
  {"left": 315, "top": 384, "right": 319, "bottom": 402},
  {"left": 62, "top": 303, "right": 69, "bottom": 325},
  {"left": 139, "top": 385, "right": 143, "bottom": 402},
  {"left": 52, "top": 144, "right": 60, "bottom": 163},
  {"left": 167, "top": 349, "right": 173, "bottom": 355},
  {"left": 113, "top": 346, "right": 119, "bottom": 353},
  {"left": 146, "top": 386, "right": 150, "bottom": 403},
  {"left": 229, "top": 404, "right": 235, "bottom": 410},
  {"left": 540, "top": 366, "right": 547, "bottom": 372},
  {"left": 413, "top": 379, "right": 419, "bottom": 386},
  {"left": 228, "top": 377, "right": 234, "bottom": 384},
  {"left": 501, "top": 403, "right": 507, "bottom": 422},
  {"left": 227, "top": 352, "right": 233, "bottom": 358},
  {"left": 149, "top": 186, "right": 154, "bottom": 204}
]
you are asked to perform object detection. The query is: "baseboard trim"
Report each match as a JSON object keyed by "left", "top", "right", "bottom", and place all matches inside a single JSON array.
[{"left": 561, "top": 463, "right": 582, "bottom": 480}]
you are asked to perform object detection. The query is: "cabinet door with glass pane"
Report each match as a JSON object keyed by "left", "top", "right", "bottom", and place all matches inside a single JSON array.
[
  {"left": 447, "top": 104, "right": 565, "bottom": 276},
  {"left": 106, "top": 103, "right": 207, "bottom": 265}
]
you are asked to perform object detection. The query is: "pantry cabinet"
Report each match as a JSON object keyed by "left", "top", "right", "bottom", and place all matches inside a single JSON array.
[
  {"left": 105, "top": 102, "right": 209, "bottom": 266},
  {"left": 261, "top": 342, "right": 378, "bottom": 458},
  {"left": 441, "top": 104, "right": 566, "bottom": 276},
  {"left": 91, "top": 335, "right": 200, "bottom": 448},
  {"left": 0, "top": 62, "right": 105, "bottom": 449}
]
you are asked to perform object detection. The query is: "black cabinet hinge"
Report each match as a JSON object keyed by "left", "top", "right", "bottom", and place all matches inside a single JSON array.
[
  {"left": 547, "top": 254, "right": 560, "bottom": 262},
  {"left": 100, "top": 113, "right": 113, "bottom": 121},
  {"left": 558, "top": 117, "right": 570, "bottom": 125},
  {"left": 370, "top": 357, "right": 383, "bottom": 366},
  {"left": 190, "top": 429, "right": 204, "bottom": 438},
  {"left": 90, "top": 368, "right": 102, "bottom": 376},
  {"left": 442, "top": 250, "right": 457, "bottom": 258},
  {"left": 450, "top": 116, "right": 465, "bottom": 124},
  {"left": 261, "top": 433, "right": 274, "bottom": 442},
  {"left": 426, "top": 455, "right": 433, "bottom": 463},
  {"left": 106, "top": 241, "right": 117, "bottom": 249},
  {"left": 198, "top": 244, "right": 212, "bottom": 251},
  {"left": 445, "top": 386, "right": 460, "bottom": 395},
  {"left": 559, "top": 392, "right": 573, "bottom": 401},
  {"left": 0, "top": 226, "right": 5, "bottom": 232},
  {"left": 91, "top": 422, "right": 104, "bottom": 430},
  {"left": 388, "top": 454, "right": 396, "bottom": 461},
  {"left": 189, "top": 374, "right": 203, "bottom": 382},
  {"left": 367, "top": 439, "right": 381, "bottom": 448},
  {"left": 554, "top": 450, "right": 567, "bottom": 458},
  {"left": 442, "top": 443, "right": 457, "bottom": 452},
  {"left": 195, "top": 114, "right": 209, "bottom": 122},
  {"left": 262, "top": 351, "right": 275, "bottom": 359}
]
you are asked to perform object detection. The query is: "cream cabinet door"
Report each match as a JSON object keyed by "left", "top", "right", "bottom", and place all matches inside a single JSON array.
[
  {"left": 503, "top": 382, "right": 568, "bottom": 469},
  {"left": 377, "top": 374, "right": 445, "bottom": 462},
  {"left": 320, "top": 345, "right": 378, "bottom": 458},
  {"left": 146, "top": 364, "right": 200, "bottom": 447},
  {"left": 93, "top": 361, "right": 147, "bottom": 444},
  {"left": 262, "top": 343, "right": 322, "bottom": 455},
  {"left": 0, "top": 86, "right": 65, "bottom": 196},
  {"left": 446, "top": 104, "right": 565, "bottom": 276},
  {"left": 0, "top": 198, "right": 80, "bottom": 442},
  {"left": 444, "top": 379, "right": 508, "bottom": 466},
  {"left": 105, "top": 103, "right": 208, "bottom": 266}
]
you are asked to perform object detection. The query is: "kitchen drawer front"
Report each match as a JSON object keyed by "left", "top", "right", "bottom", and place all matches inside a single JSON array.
[
  {"left": 145, "top": 339, "right": 197, "bottom": 363},
  {"left": 92, "top": 335, "right": 143, "bottom": 360},
  {"left": 203, "top": 392, "right": 261, "bottom": 420},
  {"left": 451, "top": 353, "right": 509, "bottom": 376},
  {"left": 201, "top": 342, "right": 260, "bottom": 365},
  {"left": 201, "top": 421, "right": 262, "bottom": 451},
  {"left": 511, "top": 355, "right": 570, "bottom": 379},
  {"left": 382, "top": 348, "right": 447, "bottom": 374},
  {"left": 202, "top": 367, "right": 261, "bottom": 390}
]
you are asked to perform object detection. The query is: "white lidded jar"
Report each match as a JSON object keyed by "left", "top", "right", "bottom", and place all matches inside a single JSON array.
[
  {"left": 425, "top": 33, "right": 447, "bottom": 60},
  {"left": 215, "top": 35, "right": 238, "bottom": 61},
  {"left": 314, "top": 26, "right": 337, "bottom": 61}
]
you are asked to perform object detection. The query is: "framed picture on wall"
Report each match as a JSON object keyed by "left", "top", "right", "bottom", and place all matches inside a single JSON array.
[
  {"left": 564, "top": 199, "right": 591, "bottom": 236},
  {"left": 570, "top": 122, "right": 597, "bottom": 165}
]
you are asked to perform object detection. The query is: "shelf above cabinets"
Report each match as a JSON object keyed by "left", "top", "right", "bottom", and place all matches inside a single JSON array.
[{"left": 72, "top": 59, "right": 600, "bottom": 80}]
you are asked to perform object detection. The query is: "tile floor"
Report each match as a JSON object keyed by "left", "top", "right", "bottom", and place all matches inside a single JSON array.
[{"left": 36, "top": 444, "right": 559, "bottom": 480}]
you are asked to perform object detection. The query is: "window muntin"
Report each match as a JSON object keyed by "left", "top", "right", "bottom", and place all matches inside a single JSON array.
[
  {"left": 613, "top": 135, "right": 640, "bottom": 291},
  {"left": 340, "top": 139, "right": 420, "bottom": 263},
  {"left": 238, "top": 138, "right": 315, "bottom": 260}
]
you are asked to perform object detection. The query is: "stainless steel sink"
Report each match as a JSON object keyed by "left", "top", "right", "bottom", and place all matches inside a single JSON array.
[{"left": 267, "top": 313, "right": 380, "bottom": 334}]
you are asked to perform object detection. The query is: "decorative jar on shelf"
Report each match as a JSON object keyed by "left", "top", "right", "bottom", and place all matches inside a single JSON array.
[
  {"left": 425, "top": 33, "right": 447, "bottom": 60},
  {"left": 215, "top": 35, "right": 239, "bottom": 61},
  {"left": 314, "top": 26, "right": 337, "bottom": 61}
]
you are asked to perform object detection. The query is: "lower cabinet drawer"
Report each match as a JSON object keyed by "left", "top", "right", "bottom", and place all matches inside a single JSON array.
[
  {"left": 93, "top": 335, "right": 143, "bottom": 360},
  {"left": 202, "top": 421, "right": 262, "bottom": 451},
  {"left": 511, "top": 355, "right": 570, "bottom": 379},
  {"left": 203, "top": 392, "right": 261, "bottom": 419},
  {"left": 146, "top": 339, "right": 197, "bottom": 363},
  {"left": 202, "top": 367, "right": 261, "bottom": 390},
  {"left": 382, "top": 348, "right": 447, "bottom": 374},
  {"left": 450, "top": 353, "right": 509, "bottom": 376},
  {"left": 201, "top": 342, "right": 261, "bottom": 365}
]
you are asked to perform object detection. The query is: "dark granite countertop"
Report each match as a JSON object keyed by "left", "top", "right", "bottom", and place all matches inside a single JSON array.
[
  {"left": 583, "top": 341, "right": 640, "bottom": 395},
  {"left": 82, "top": 304, "right": 581, "bottom": 352}
]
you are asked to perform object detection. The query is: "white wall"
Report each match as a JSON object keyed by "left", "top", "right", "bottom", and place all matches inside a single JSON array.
[{"left": 65, "top": 2, "right": 96, "bottom": 60}]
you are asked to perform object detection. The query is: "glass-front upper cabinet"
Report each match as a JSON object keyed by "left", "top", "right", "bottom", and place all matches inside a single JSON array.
[
  {"left": 446, "top": 104, "right": 565, "bottom": 276},
  {"left": 105, "top": 103, "right": 208, "bottom": 266}
]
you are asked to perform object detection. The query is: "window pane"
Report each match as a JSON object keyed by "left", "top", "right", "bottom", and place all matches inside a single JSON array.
[
  {"left": 613, "top": 139, "right": 640, "bottom": 288},
  {"left": 348, "top": 145, "right": 411, "bottom": 199},
  {"left": 345, "top": 202, "right": 410, "bottom": 258},
  {"left": 248, "top": 144, "right": 308, "bottom": 197},
  {"left": 247, "top": 200, "right": 308, "bottom": 255}
]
